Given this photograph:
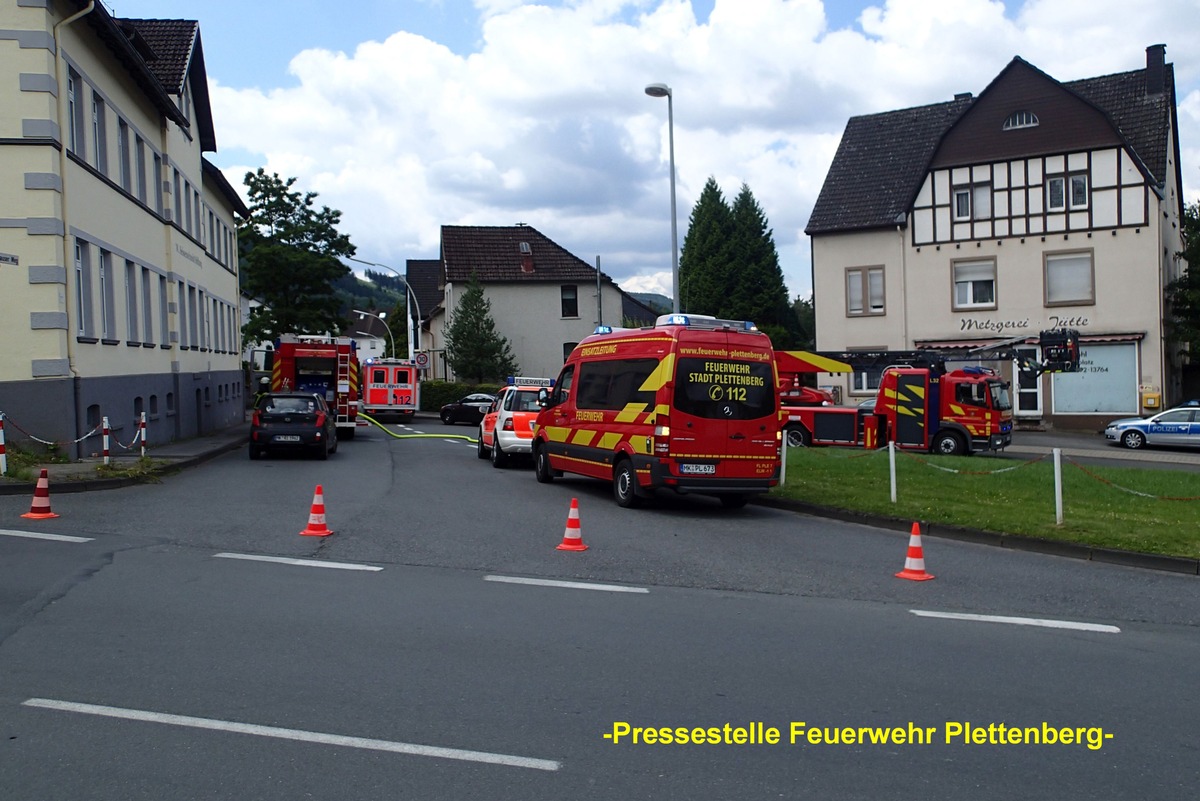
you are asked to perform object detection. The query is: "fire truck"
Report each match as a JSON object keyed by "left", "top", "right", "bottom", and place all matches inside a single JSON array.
[
  {"left": 360, "top": 357, "right": 420, "bottom": 422},
  {"left": 775, "top": 329, "right": 1080, "bottom": 455},
  {"left": 252, "top": 334, "right": 362, "bottom": 440}
]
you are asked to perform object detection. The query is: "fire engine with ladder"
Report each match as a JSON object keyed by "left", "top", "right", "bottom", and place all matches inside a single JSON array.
[
  {"left": 775, "top": 329, "right": 1080, "bottom": 455},
  {"left": 252, "top": 334, "right": 362, "bottom": 440}
]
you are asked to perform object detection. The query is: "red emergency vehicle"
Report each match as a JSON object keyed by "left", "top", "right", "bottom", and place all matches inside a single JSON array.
[
  {"left": 478, "top": 376, "right": 551, "bottom": 468},
  {"left": 360, "top": 358, "right": 420, "bottom": 422},
  {"left": 260, "top": 334, "right": 361, "bottom": 440},
  {"left": 532, "top": 314, "right": 782, "bottom": 509}
]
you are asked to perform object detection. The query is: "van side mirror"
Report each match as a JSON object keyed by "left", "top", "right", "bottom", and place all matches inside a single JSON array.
[{"left": 538, "top": 388, "right": 551, "bottom": 408}]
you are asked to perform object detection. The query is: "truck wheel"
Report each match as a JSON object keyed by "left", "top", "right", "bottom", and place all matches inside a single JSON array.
[
  {"left": 784, "top": 425, "right": 811, "bottom": 448},
  {"left": 613, "top": 459, "right": 643, "bottom": 508},
  {"left": 534, "top": 443, "right": 555, "bottom": 483},
  {"left": 476, "top": 428, "right": 488, "bottom": 459},
  {"left": 490, "top": 437, "right": 508, "bottom": 468},
  {"left": 932, "top": 431, "right": 964, "bottom": 456}
]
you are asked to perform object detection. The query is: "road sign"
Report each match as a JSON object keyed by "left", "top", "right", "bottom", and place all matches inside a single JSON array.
[{"left": 415, "top": 352, "right": 429, "bottom": 367}]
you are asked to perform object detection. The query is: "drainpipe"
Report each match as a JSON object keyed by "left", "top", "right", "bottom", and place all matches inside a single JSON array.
[{"left": 53, "top": 1, "right": 95, "bottom": 457}]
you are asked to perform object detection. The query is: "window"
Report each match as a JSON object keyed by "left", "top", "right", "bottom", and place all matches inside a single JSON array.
[
  {"left": 1002, "top": 111, "right": 1039, "bottom": 130},
  {"left": 953, "top": 184, "right": 991, "bottom": 220},
  {"left": 1045, "top": 252, "right": 1094, "bottom": 306},
  {"left": 99, "top": 250, "right": 114, "bottom": 339},
  {"left": 92, "top": 94, "right": 107, "bottom": 174},
  {"left": 1048, "top": 174, "right": 1088, "bottom": 212},
  {"left": 173, "top": 170, "right": 182, "bottom": 223},
  {"left": 563, "top": 342, "right": 577, "bottom": 362},
  {"left": 125, "top": 260, "right": 138, "bottom": 340},
  {"left": 74, "top": 242, "right": 88, "bottom": 335},
  {"left": 159, "top": 276, "right": 169, "bottom": 345},
  {"left": 953, "top": 259, "right": 996, "bottom": 309},
  {"left": 142, "top": 268, "right": 154, "bottom": 342},
  {"left": 177, "top": 280, "right": 187, "bottom": 348},
  {"left": 117, "top": 119, "right": 130, "bottom": 190},
  {"left": 577, "top": 359, "right": 657, "bottom": 410},
  {"left": 135, "top": 136, "right": 147, "bottom": 202},
  {"left": 67, "top": 70, "right": 81, "bottom": 155},
  {"left": 561, "top": 285, "right": 579, "bottom": 318},
  {"left": 153, "top": 155, "right": 163, "bottom": 214},
  {"left": 846, "top": 267, "right": 884, "bottom": 316}
]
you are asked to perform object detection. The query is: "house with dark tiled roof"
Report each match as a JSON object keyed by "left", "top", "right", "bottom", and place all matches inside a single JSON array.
[
  {"left": 409, "top": 225, "right": 656, "bottom": 380},
  {"left": 805, "top": 45, "right": 1187, "bottom": 430},
  {"left": 1, "top": 2, "right": 247, "bottom": 454}
]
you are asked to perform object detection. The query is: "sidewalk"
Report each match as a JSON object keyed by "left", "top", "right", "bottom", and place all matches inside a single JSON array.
[{"left": 0, "top": 420, "right": 249, "bottom": 495}]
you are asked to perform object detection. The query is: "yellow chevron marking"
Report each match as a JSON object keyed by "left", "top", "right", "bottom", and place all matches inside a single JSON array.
[
  {"left": 615, "top": 403, "right": 647, "bottom": 423},
  {"left": 598, "top": 432, "right": 622, "bottom": 450},
  {"left": 570, "top": 429, "right": 597, "bottom": 447},
  {"left": 949, "top": 404, "right": 964, "bottom": 415},
  {"left": 896, "top": 406, "right": 921, "bottom": 418},
  {"left": 639, "top": 354, "right": 675, "bottom": 392}
]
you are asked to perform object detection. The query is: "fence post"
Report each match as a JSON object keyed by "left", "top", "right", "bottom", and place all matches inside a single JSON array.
[
  {"left": 889, "top": 441, "right": 897, "bottom": 503},
  {"left": 1054, "top": 448, "right": 1064, "bottom": 525},
  {"left": 140, "top": 412, "right": 147, "bottom": 458},
  {"left": 102, "top": 416, "right": 111, "bottom": 466},
  {"left": 0, "top": 412, "right": 7, "bottom": 477}
]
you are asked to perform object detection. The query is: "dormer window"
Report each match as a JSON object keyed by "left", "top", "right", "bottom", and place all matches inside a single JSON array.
[
  {"left": 1002, "top": 110, "right": 1039, "bottom": 130},
  {"left": 518, "top": 242, "right": 532, "bottom": 254}
]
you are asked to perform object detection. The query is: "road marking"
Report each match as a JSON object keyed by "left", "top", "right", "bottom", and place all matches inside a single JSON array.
[
  {"left": 213, "top": 553, "right": 382, "bottom": 572},
  {"left": 22, "top": 698, "right": 560, "bottom": 772},
  {"left": 486, "top": 575, "right": 649, "bottom": 594},
  {"left": 910, "top": 609, "right": 1120, "bottom": 633},
  {"left": 0, "top": 529, "right": 93, "bottom": 543}
]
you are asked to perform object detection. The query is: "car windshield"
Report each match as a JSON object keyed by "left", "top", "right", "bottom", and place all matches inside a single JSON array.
[
  {"left": 988, "top": 381, "right": 1013, "bottom": 412},
  {"left": 268, "top": 398, "right": 316, "bottom": 413}
]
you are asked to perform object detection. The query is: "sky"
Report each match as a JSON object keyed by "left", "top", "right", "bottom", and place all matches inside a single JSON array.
[{"left": 104, "top": 0, "right": 1200, "bottom": 302}]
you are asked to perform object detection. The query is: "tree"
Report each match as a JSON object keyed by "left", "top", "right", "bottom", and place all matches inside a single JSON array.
[
  {"left": 678, "top": 177, "right": 733, "bottom": 314},
  {"left": 239, "top": 169, "right": 355, "bottom": 344},
  {"left": 791, "top": 294, "right": 816, "bottom": 351},
  {"left": 1166, "top": 201, "right": 1200, "bottom": 356},
  {"left": 443, "top": 276, "right": 519, "bottom": 382}
]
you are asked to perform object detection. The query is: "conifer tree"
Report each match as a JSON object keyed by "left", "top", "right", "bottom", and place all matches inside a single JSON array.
[
  {"left": 678, "top": 177, "right": 733, "bottom": 314},
  {"left": 727, "top": 183, "right": 797, "bottom": 345},
  {"left": 443, "top": 276, "right": 519, "bottom": 382}
]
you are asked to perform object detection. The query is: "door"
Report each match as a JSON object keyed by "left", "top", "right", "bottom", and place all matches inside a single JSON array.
[{"left": 1014, "top": 347, "right": 1042, "bottom": 418}]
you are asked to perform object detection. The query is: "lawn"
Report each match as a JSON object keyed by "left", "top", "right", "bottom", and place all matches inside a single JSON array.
[{"left": 771, "top": 446, "right": 1200, "bottom": 560}]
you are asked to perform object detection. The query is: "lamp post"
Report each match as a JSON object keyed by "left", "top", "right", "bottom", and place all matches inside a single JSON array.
[
  {"left": 645, "top": 82, "right": 679, "bottom": 313},
  {"left": 352, "top": 309, "right": 395, "bottom": 359},
  {"left": 347, "top": 256, "right": 422, "bottom": 361}
]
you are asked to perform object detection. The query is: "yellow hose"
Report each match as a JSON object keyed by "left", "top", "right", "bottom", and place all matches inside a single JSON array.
[{"left": 358, "top": 412, "right": 478, "bottom": 442}]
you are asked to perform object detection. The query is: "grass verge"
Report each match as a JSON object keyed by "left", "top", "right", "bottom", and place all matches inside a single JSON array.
[{"left": 771, "top": 446, "right": 1200, "bottom": 560}]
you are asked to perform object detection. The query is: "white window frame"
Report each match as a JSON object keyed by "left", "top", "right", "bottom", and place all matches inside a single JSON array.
[
  {"left": 1069, "top": 174, "right": 1089, "bottom": 210},
  {"left": 1047, "top": 176, "right": 1066, "bottom": 212},
  {"left": 92, "top": 93, "right": 107, "bottom": 174},
  {"left": 953, "top": 259, "right": 997, "bottom": 310},
  {"left": 1044, "top": 251, "right": 1095, "bottom": 306},
  {"left": 74, "top": 242, "right": 87, "bottom": 335},
  {"left": 953, "top": 188, "right": 971, "bottom": 221}
]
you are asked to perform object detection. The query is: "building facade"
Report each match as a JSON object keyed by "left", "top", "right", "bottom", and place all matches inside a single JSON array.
[
  {"left": 418, "top": 225, "right": 657, "bottom": 382},
  {"left": 1, "top": 2, "right": 246, "bottom": 456},
  {"left": 806, "top": 46, "right": 1186, "bottom": 431}
]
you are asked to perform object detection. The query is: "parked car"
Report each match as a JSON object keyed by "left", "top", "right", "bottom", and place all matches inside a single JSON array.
[
  {"left": 250, "top": 392, "right": 337, "bottom": 460},
  {"left": 477, "top": 379, "right": 549, "bottom": 467},
  {"left": 440, "top": 393, "right": 496, "bottom": 425},
  {"left": 1104, "top": 406, "right": 1200, "bottom": 450}
]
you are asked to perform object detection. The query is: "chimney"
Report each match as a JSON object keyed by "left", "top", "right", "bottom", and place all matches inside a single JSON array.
[
  {"left": 1145, "top": 44, "right": 1166, "bottom": 96},
  {"left": 518, "top": 241, "right": 534, "bottom": 274}
]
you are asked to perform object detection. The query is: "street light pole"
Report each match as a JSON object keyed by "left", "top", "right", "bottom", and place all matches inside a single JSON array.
[
  {"left": 347, "top": 256, "right": 422, "bottom": 361},
  {"left": 353, "top": 309, "right": 395, "bottom": 359},
  {"left": 645, "top": 82, "right": 679, "bottom": 313}
]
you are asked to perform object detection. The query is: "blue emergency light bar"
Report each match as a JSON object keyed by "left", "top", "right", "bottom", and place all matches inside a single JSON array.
[{"left": 654, "top": 314, "right": 757, "bottom": 331}]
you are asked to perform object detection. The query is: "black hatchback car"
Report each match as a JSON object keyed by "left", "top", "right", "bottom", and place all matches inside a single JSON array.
[
  {"left": 440, "top": 393, "right": 496, "bottom": 425},
  {"left": 250, "top": 392, "right": 338, "bottom": 460}
]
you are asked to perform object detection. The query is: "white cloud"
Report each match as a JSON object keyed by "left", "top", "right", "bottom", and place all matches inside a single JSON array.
[{"left": 208, "top": 0, "right": 1200, "bottom": 299}]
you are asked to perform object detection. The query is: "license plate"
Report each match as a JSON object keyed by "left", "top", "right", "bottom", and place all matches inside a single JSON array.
[
  {"left": 274, "top": 435, "right": 301, "bottom": 442},
  {"left": 679, "top": 463, "right": 716, "bottom": 475}
]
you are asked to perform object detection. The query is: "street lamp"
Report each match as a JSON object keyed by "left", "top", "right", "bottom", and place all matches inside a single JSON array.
[
  {"left": 352, "top": 309, "right": 395, "bottom": 359},
  {"left": 645, "top": 82, "right": 680, "bottom": 313},
  {"left": 347, "top": 256, "right": 422, "bottom": 361}
]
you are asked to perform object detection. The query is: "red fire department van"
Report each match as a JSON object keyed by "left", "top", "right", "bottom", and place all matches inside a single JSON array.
[
  {"left": 532, "top": 314, "right": 782, "bottom": 509},
  {"left": 360, "top": 358, "right": 420, "bottom": 422}
]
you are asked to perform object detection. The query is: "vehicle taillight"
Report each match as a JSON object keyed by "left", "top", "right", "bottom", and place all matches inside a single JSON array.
[
  {"left": 653, "top": 423, "right": 671, "bottom": 455},
  {"left": 503, "top": 418, "right": 514, "bottom": 431},
  {"left": 315, "top": 412, "right": 327, "bottom": 427}
]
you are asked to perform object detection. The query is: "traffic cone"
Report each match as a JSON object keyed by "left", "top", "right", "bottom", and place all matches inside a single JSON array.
[
  {"left": 21, "top": 469, "right": 60, "bottom": 519},
  {"left": 299, "top": 484, "right": 334, "bottom": 537},
  {"left": 556, "top": 498, "right": 588, "bottom": 551},
  {"left": 895, "top": 522, "right": 934, "bottom": 581}
]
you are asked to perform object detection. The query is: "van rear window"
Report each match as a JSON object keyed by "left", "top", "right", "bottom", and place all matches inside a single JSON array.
[{"left": 673, "top": 358, "right": 775, "bottom": 420}]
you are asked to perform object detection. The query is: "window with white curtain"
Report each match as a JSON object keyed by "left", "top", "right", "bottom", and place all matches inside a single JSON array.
[
  {"left": 846, "top": 267, "right": 885, "bottom": 316},
  {"left": 953, "top": 259, "right": 996, "bottom": 309},
  {"left": 1045, "top": 252, "right": 1094, "bottom": 305}
]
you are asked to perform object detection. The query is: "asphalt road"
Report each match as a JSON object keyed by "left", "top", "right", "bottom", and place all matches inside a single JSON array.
[{"left": 1, "top": 419, "right": 1197, "bottom": 799}]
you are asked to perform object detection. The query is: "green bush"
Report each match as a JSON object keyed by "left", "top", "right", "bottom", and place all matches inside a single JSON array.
[{"left": 420, "top": 380, "right": 504, "bottom": 411}]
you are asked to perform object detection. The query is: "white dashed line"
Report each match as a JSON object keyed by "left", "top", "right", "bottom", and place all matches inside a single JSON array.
[
  {"left": 213, "top": 553, "right": 382, "bottom": 572},
  {"left": 910, "top": 609, "right": 1120, "bottom": 633},
  {"left": 22, "top": 698, "right": 560, "bottom": 771},
  {"left": 0, "top": 529, "right": 93, "bottom": 543},
  {"left": 485, "top": 575, "right": 649, "bottom": 593}
]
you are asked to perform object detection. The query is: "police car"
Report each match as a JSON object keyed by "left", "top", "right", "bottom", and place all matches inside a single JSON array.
[{"left": 478, "top": 376, "right": 553, "bottom": 468}]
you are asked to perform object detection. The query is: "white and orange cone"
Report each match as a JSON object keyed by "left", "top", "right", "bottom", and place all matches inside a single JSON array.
[
  {"left": 21, "top": 469, "right": 59, "bottom": 520},
  {"left": 299, "top": 484, "right": 333, "bottom": 537},
  {"left": 556, "top": 498, "right": 588, "bottom": 551},
  {"left": 895, "top": 522, "right": 933, "bottom": 581}
]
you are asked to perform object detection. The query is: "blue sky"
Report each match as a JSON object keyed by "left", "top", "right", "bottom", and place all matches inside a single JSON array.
[{"left": 105, "top": 0, "right": 1199, "bottom": 300}]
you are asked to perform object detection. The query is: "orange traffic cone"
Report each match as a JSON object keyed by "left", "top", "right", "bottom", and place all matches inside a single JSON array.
[
  {"left": 299, "top": 484, "right": 334, "bottom": 537},
  {"left": 21, "top": 469, "right": 59, "bottom": 519},
  {"left": 556, "top": 498, "right": 588, "bottom": 551},
  {"left": 895, "top": 522, "right": 933, "bottom": 581}
]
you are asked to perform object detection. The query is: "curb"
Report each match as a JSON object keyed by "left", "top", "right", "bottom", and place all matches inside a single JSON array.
[{"left": 753, "top": 495, "right": 1200, "bottom": 577}]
